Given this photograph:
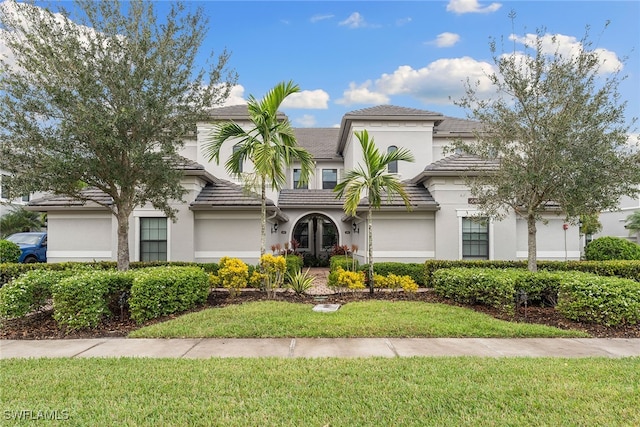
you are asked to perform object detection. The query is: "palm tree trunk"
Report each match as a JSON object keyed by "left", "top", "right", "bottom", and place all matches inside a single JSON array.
[
  {"left": 368, "top": 206, "right": 374, "bottom": 294},
  {"left": 260, "top": 176, "right": 266, "bottom": 258}
]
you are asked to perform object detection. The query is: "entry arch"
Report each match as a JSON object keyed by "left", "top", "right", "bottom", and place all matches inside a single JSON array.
[{"left": 291, "top": 213, "right": 339, "bottom": 259}]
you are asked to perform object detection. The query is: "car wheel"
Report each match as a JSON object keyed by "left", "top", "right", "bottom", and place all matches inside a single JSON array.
[{"left": 24, "top": 256, "right": 38, "bottom": 263}]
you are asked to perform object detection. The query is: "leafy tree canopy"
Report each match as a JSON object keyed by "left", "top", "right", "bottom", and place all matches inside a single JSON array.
[
  {"left": 450, "top": 22, "right": 640, "bottom": 271},
  {"left": 0, "top": 0, "right": 236, "bottom": 269}
]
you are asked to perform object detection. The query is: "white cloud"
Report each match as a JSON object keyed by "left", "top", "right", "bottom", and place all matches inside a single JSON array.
[
  {"left": 336, "top": 81, "right": 390, "bottom": 106},
  {"left": 374, "top": 57, "right": 495, "bottom": 104},
  {"left": 509, "top": 33, "right": 623, "bottom": 74},
  {"left": 339, "top": 12, "right": 378, "bottom": 29},
  {"left": 428, "top": 32, "right": 461, "bottom": 48},
  {"left": 281, "top": 89, "right": 330, "bottom": 109},
  {"left": 446, "top": 0, "right": 502, "bottom": 14},
  {"left": 396, "top": 17, "right": 412, "bottom": 26},
  {"left": 310, "top": 14, "right": 334, "bottom": 23},
  {"left": 222, "top": 85, "right": 247, "bottom": 106},
  {"left": 294, "top": 114, "right": 317, "bottom": 127}
]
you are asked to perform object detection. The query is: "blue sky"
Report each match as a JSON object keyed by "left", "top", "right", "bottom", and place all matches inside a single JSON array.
[{"left": 186, "top": 0, "right": 639, "bottom": 130}]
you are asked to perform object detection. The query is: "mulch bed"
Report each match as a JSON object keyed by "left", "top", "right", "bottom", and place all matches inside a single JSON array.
[{"left": 1, "top": 289, "right": 639, "bottom": 340}]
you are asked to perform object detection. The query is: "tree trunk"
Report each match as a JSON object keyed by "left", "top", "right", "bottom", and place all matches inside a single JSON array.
[
  {"left": 260, "top": 176, "right": 266, "bottom": 258},
  {"left": 527, "top": 213, "right": 537, "bottom": 272},
  {"left": 116, "top": 209, "right": 131, "bottom": 271},
  {"left": 368, "top": 206, "right": 374, "bottom": 295}
]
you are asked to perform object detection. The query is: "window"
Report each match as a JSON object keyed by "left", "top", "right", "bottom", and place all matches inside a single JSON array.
[
  {"left": 233, "top": 144, "right": 243, "bottom": 173},
  {"left": 22, "top": 194, "right": 30, "bottom": 202},
  {"left": 322, "top": 169, "right": 337, "bottom": 190},
  {"left": 462, "top": 217, "right": 489, "bottom": 259},
  {"left": 321, "top": 221, "right": 337, "bottom": 248},
  {"left": 293, "top": 169, "right": 307, "bottom": 189},
  {"left": 387, "top": 146, "right": 398, "bottom": 173},
  {"left": 293, "top": 222, "right": 309, "bottom": 249},
  {"left": 140, "top": 217, "right": 167, "bottom": 262}
]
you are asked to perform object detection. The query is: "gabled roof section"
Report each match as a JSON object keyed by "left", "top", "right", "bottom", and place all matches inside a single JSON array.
[
  {"left": 411, "top": 153, "right": 500, "bottom": 183},
  {"left": 337, "top": 105, "right": 445, "bottom": 154},
  {"left": 293, "top": 128, "right": 341, "bottom": 160},
  {"left": 205, "top": 104, "right": 287, "bottom": 121}
]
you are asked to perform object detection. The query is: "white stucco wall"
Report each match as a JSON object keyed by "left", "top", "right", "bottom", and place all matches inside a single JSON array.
[
  {"left": 193, "top": 211, "right": 262, "bottom": 264},
  {"left": 46, "top": 211, "right": 113, "bottom": 262},
  {"left": 596, "top": 195, "right": 640, "bottom": 242}
]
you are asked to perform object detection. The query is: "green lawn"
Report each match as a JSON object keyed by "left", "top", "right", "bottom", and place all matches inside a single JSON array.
[
  {"left": 2, "top": 357, "right": 639, "bottom": 426},
  {"left": 129, "top": 300, "right": 588, "bottom": 338}
]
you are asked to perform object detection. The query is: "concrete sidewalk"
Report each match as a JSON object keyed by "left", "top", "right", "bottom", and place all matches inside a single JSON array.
[{"left": 2, "top": 337, "right": 640, "bottom": 359}]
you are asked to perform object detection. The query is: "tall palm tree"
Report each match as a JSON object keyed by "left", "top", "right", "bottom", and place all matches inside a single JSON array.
[
  {"left": 202, "top": 81, "right": 314, "bottom": 257},
  {"left": 334, "top": 129, "right": 415, "bottom": 294},
  {"left": 626, "top": 210, "right": 640, "bottom": 243}
]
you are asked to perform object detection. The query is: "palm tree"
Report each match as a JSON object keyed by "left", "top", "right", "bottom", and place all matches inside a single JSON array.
[
  {"left": 334, "top": 129, "right": 415, "bottom": 294},
  {"left": 201, "top": 81, "right": 315, "bottom": 257},
  {"left": 0, "top": 206, "right": 44, "bottom": 238},
  {"left": 626, "top": 210, "right": 640, "bottom": 243}
]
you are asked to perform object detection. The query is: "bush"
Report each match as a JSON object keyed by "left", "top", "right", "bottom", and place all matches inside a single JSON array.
[
  {"left": 557, "top": 272, "right": 640, "bottom": 326},
  {"left": 0, "top": 270, "right": 72, "bottom": 318},
  {"left": 52, "top": 270, "right": 134, "bottom": 330},
  {"left": 284, "top": 255, "right": 303, "bottom": 278},
  {"left": 286, "top": 268, "right": 315, "bottom": 294},
  {"left": 363, "top": 262, "right": 424, "bottom": 286},
  {"left": 260, "top": 254, "right": 287, "bottom": 297},
  {"left": 376, "top": 273, "right": 418, "bottom": 293},
  {"left": 329, "top": 267, "right": 365, "bottom": 291},
  {"left": 584, "top": 236, "right": 640, "bottom": 261},
  {"left": 432, "top": 268, "right": 521, "bottom": 314},
  {"left": 0, "top": 240, "right": 21, "bottom": 263},
  {"left": 330, "top": 256, "right": 357, "bottom": 272},
  {"left": 129, "top": 266, "right": 209, "bottom": 324},
  {"left": 215, "top": 257, "right": 249, "bottom": 297}
]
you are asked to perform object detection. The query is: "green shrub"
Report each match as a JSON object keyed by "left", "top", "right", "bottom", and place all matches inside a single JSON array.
[
  {"left": 284, "top": 255, "right": 303, "bottom": 277},
  {"left": 363, "top": 262, "right": 424, "bottom": 286},
  {"left": 377, "top": 273, "right": 419, "bottom": 293},
  {"left": 432, "top": 268, "right": 520, "bottom": 314},
  {"left": 557, "top": 272, "right": 640, "bottom": 326},
  {"left": 333, "top": 267, "right": 366, "bottom": 290},
  {"left": 0, "top": 240, "right": 21, "bottom": 263},
  {"left": 0, "top": 270, "right": 72, "bottom": 318},
  {"left": 52, "top": 270, "right": 134, "bottom": 330},
  {"left": 584, "top": 236, "right": 640, "bottom": 261},
  {"left": 129, "top": 266, "right": 209, "bottom": 324},
  {"left": 286, "top": 268, "right": 315, "bottom": 294},
  {"left": 329, "top": 256, "right": 356, "bottom": 272}
]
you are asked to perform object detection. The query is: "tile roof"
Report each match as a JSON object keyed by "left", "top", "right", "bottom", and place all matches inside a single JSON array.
[
  {"left": 345, "top": 105, "right": 444, "bottom": 118},
  {"left": 278, "top": 184, "right": 438, "bottom": 211},
  {"left": 205, "top": 105, "right": 287, "bottom": 121},
  {"left": 434, "top": 116, "right": 484, "bottom": 134},
  {"left": 293, "top": 128, "right": 341, "bottom": 160},
  {"left": 28, "top": 188, "right": 113, "bottom": 208},
  {"left": 424, "top": 154, "right": 500, "bottom": 172},
  {"left": 191, "top": 178, "right": 276, "bottom": 208},
  {"left": 278, "top": 190, "right": 345, "bottom": 208}
]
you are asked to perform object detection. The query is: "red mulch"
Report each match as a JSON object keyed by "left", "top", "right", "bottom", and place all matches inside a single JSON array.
[{"left": 1, "top": 289, "right": 639, "bottom": 340}]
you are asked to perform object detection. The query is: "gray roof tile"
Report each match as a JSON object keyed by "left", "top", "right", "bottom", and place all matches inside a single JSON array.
[
  {"left": 206, "top": 104, "right": 287, "bottom": 121},
  {"left": 434, "top": 116, "right": 484, "bottom": 134},
  {"left": 346, "top": 105, "right": 443, "bottom": 118},
  {"left": 293, "top": 128, "right": 341, "bottom": 160},
  {"left": 28, "top": 188, "right": 113, "bottom": 207},
  {"left": 424, "top": 154, "right": 499, "bottom": 172},
  {"left": 191, "top": 178, "right": 275, "bottom": 208}
]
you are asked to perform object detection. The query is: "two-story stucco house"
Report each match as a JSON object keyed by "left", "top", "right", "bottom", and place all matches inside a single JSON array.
[{"left": 26, "top": 105, "right": 581, "bottom": 264}]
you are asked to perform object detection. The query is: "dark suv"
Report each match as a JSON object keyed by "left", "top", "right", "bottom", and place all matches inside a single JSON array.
[{"left": 6, "top": 232, "right": 47, "bottom": 263}]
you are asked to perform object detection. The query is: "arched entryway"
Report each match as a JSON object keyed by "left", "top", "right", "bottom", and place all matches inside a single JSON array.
[{"left": 292, "top": 214, "right": 338, "bottom": 260}]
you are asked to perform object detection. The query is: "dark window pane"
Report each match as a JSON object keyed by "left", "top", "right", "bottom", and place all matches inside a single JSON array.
[
  {"left": 462, "top": 217, "right": 489, "bottom": 260},
  {"left": 322, "top": 169, "right": 337, "bottom": 190},
  {"left": 140, "top": 217, "right": 167, "bottom": 262},
  {"left": 388, "top": 146, "right": 398, "bottom": 174},
  {"left": 293, "top": 169, "right": 307, "bottom": 189}
]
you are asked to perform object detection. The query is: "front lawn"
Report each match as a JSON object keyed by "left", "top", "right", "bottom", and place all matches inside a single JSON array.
[
  {"left": 3, "top": 358, "right": 639, "bottom": 426},
  {"left": 129, "top": 300, "right": 588, "bottom": 338}
]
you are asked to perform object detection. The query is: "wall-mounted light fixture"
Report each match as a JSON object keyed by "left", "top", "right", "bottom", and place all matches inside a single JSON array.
[
  {"left": 271, "top": 223, "right": 278, "bottom": 233},
  {"left": 352, "top": 222, "right": 359, "bottom": 234}
]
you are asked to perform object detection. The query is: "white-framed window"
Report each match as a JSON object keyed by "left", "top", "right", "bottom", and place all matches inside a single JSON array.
[
  {"left": 387, "top": 146, "right": 398, "bottom": 173},
  {"left": 461, "top": 217, "right": 489, "bottom": 259},
  {"left": 140, "top": 217, "right": 168, "bottom": 262},
  {"left": 322, "top": 169, "right": 337, "bottom": 190},
  {"left": 293, "top": 168, "right": 307, "bottom": 189}
]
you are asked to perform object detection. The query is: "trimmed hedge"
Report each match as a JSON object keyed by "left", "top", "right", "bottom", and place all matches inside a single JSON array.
[
  {"left": 129, "top": 266, "right": 209, "bottom": 324},
  {"left": 557, "top": 272, "right": 640, "bottom": 326},
  {"left": 0, "top": 240, "right": 21, "bottom": 263},
  {"left": 0, "top": 261, "right": 219, "bottom": 286},
  {"left": 329, "top": 256, "right": 358, "bottom": 272},
  {"left": 423, "top": 260, "right": 640, "bottom": 287},
  {"left": 584, "top": 236, "right": 640, "bottom": 261},
  {"left": 0, "top": 270, "right": 73, "bottom": 318},
  {"left": 52, "top": 270, "right": 135, "bottom": 330}
]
